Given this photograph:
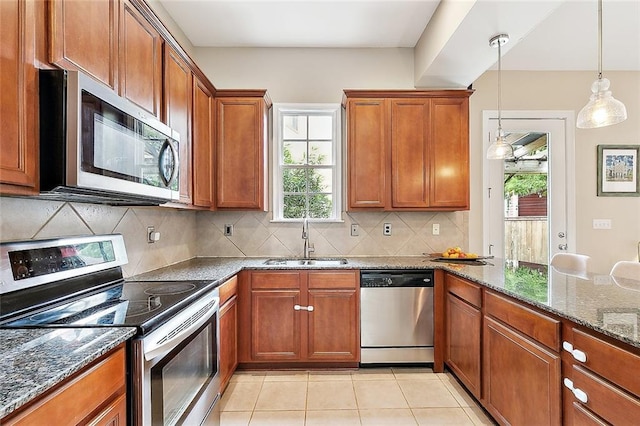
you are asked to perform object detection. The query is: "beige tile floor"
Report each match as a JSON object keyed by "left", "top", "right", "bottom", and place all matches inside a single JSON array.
[{"left": 219, "top": 368, "right": 496, "bottom": 426}]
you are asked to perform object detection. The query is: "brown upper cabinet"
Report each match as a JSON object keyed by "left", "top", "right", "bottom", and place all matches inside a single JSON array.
[
  {"left": 0, "top": 0, "right": 39, "bottom": 195},
  {"left": 192, "top": 76, "right": 215, "bottom": 208},
  {"left": 164, "top": 45, "right": 193, "bottom": 205},
  {"left": 49, "top": 0, "right": 120, "bottom": 91},
  {"left": 50, "top": 0, "right": 163, "bottom": 118},
  {"left": 215, "top": 90, "right": 271, "bottom": 210},
  {"left": 119, "top": 0, "right": 163, "bottom": 118},
  {"left": 343, "top": 90, "right": 472, "bottom": 211}
]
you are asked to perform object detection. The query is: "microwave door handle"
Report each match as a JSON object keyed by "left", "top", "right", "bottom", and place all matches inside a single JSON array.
[{"left": 158, "top": 139, "right": 179, "bottom": 186}]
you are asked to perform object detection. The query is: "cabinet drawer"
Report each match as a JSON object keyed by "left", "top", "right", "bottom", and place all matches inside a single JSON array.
[
  {"left": 485, "top": 291, "right": 560, "bottom": 351},
  {"left": 219, "top": 275, "right": 238, "bottom": 305},
  {"left": 571, "top": 402, "right": 607, "bottom": 426},
  {"left": 569, "top": 328, "right": 640, "bottom": 396},
  {"left": 308, "top": 271, "right": 358, "bottom": 289},
  {"left": 445, "top": 274, "right": 481, "bottom": 308},
  {"left": 569, "top": 366, "right": 640, "bottom": 425},
  {"left": 251, "top": 271, "right": 301, "bottom": 289}
]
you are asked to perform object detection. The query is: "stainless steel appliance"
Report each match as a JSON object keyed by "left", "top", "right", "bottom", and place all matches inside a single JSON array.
[
  {"left": 360, "top": 270, "right": 434, "bottom": 364},
  {"left": 0, "top": 234, "right": 220, "bottom": 425},
  {"left": 38, "top": 69, "right": 180, "bottom": 205}
]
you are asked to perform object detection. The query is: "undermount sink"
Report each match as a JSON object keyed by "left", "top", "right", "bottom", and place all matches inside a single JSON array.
[{"left": 263, "top": 258, "right": 348, "bottom": 267}]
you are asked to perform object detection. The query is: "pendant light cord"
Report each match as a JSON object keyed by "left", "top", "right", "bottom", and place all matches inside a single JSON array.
[
  {"left": 497, "top": 39, "right": 503, "bottom": 130},
  {"left": 598, "top": 0, "right": 603, "bottom": 79}
]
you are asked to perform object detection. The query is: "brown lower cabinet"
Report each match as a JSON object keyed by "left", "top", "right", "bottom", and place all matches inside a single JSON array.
[
  {"left": 238, "top": 270, "right": 359, "bottom": 366},
  {"left": 562, "top": 324, "right": 640, "bottom": 425},
  {"left": 483, "top": 316, "right": 561, "bottom": 425},
  {"left": 219, "top": 276, "right": 238, "bottom": 392},
  {"left": 445, "top": 274, "right": 482, "bottom": 398},
  {"left": 443, "top": 274, "right": 562, "bottom": 426},
  {"left": 1, "top": 344, "right": 127, "bottom": 425}
]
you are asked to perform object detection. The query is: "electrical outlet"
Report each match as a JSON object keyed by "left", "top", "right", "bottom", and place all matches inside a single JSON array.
[
  {"left": 147, "top": 226, "right": 160, "bottom": 244},
  {"left": 350, "top": 224, "right": 359, "bottom": 236},
  {"left": 224, "top": 224, "right": 234, "bottom": 236},
  {"left": 383, "top": 223, "right": 392, "bottom": 236},
  {"left": 593, "top": 219, "right": 612, "bottom": 229},
  {"left": 432, "top": 223, "right": 440, "bottom": 235}
]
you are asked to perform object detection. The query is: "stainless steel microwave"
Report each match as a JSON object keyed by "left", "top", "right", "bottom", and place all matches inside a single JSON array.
[{"left": 39, "top": 69, "right": 180, "bottom": 205}]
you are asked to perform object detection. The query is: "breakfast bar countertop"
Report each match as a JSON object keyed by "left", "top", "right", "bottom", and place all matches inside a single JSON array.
[{"left": 133, "top": 256, "right": 640, "bottom": 349}]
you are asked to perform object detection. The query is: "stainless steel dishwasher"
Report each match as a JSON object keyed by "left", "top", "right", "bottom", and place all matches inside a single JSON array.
[{"left": 360, "top": 270, "right": 434, "bottom": 364}]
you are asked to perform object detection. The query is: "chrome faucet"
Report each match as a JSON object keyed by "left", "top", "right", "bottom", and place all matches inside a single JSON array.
[{"left": 302, "top": 216, "right": 315, "bottom": 259}]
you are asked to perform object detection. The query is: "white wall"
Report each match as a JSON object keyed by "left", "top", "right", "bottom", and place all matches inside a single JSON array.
[
  {"left": 470, "top": 71, "right": 640, "bottom": 272},
  {"left": 194, "top": 47, "right": 414, "bottom": 102}
]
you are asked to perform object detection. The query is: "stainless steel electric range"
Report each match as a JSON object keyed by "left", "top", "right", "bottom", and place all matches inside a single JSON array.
[{"left": 0, "top": 234, "right": 220, "bottom": 426}]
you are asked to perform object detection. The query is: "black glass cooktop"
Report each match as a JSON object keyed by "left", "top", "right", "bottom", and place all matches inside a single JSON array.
[{"left": 1, "top": 279, "right": 216, "bottom": 335}]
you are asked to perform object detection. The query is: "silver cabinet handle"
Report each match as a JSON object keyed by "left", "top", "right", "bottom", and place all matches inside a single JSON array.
[
  {"left": 563, "top": 378, "right": 588, "bottom": 404},
  {"left": 562, "top": 341, "right": 587, "bottom": 363},
  {"left": 294, "top": 305, "right": 314, "bottom": 312}
]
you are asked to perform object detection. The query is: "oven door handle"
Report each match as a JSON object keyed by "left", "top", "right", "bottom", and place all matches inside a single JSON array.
[{"left": 143, "top": 295, "right": 219, "bottom": 361}]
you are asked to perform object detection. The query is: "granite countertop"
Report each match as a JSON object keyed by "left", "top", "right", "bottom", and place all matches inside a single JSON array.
[
  {"left": 0, "top": 327, "right": 136, "bottom": 419},
  {"left": 133, "top": 256, "right": 640, "bottom": 349}
]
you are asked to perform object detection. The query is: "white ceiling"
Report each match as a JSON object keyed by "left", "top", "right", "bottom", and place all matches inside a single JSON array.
[{"left": 158, "top": 0, "right": 640, "bottom": 87}]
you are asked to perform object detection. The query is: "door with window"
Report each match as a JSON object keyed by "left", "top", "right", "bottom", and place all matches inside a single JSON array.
[{"left": 484, "top": 113, "right": 575, "bottom": 276}]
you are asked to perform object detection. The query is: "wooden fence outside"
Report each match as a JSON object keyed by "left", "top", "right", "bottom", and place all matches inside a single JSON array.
[{"left": 504, "top": 217, "right": 548, "bottom": 265}]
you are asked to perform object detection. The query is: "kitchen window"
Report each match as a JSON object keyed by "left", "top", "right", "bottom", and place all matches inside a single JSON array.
[{"left": 272, "top": 104, "right": 342, "bottom": 221}]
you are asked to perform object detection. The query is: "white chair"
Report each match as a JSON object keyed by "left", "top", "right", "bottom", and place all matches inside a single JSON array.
[
  {"left": 550, "top": 253, "right": 592, "bottom": 278},
  {"left": 610, "top": 261, "right": 640, "bottom": 281}
]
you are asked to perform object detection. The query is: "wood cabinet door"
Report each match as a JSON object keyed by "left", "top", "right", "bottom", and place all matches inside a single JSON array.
[
  {"left": 429, "top": 97, "right": 469, "bottom": 209},
  {"left": 164, "top": 46, "right": 192, "bottom": 204},
  {"left": 483, "top": 316, "right": 561, "bottom": 426},
  {"left": 219, "top": 296, "right": 237, "bottom": 392},
  {"left": 391, "top": 99, "right": 430, "bottom": 208},
  {"left": 0, "top": 0, "right": 38, "bottom": 193},
  {"left": 119, "top": 0, "right": 162, "bottom": 117},
  {"left": 307, "top": 289, "right": 359, "bottom": 361},
  {"left": 251, "top": 290, "right": 302, "bottom": 361},
  {"left": 50, "top": 0, "right": 118, "bottom": 90},
  {"left": 192, "top": 77, "right": 214, "bottom": 207},
  {"left": 216, "top": 97, "right": 266, "bottom": 210},
  {"left": 346, "top": 98, "right": 389, "bottom": 209},
  {"left": 445, "top": 293, "right": 481, "bottom": 398}
]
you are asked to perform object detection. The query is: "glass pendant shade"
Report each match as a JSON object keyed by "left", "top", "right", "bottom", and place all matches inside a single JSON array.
[
  {"left": 576, "top": 77, "right": 628, "bottom": 128},
  {"left": 486, "top": 129, "right": 514, "bottom": 160},
  {"left": 577, "top": 0, "right": 627, "bottom": 129}
]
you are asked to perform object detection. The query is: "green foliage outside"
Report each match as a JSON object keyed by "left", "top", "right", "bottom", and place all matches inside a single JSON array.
[
  {"left": 504, "top": 174, "right": 547, "bottom": 198},
  {"left": 504, "top": 265, "right": 548, "bottom": 303},
  {"left": 282, "top": 146, "right": 332, "bottom": 219}
]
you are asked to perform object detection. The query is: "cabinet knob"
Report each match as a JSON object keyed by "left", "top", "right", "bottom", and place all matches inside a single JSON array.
[
  {"left": 562, "top": 341, "right": 587, "bottom": 363},
  {"left": 563, "top": 378, "right": 588, "bottom": 404}
]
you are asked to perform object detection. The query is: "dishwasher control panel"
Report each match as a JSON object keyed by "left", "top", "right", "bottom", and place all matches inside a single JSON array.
[{"left": 360, "top": 270, "right": 434, "bottom": 288}]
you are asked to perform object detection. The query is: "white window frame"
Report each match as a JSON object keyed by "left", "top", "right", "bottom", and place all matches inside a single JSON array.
[{"left": 272, "top": 103, "right": 342, "bottom": 222}]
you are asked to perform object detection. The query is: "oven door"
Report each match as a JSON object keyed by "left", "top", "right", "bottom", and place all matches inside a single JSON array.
[{"left": 132, "top": 290, "right": 220, "bottom": 426}]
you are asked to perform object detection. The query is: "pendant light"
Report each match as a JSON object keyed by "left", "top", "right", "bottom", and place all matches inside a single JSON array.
[
  {"left": 576, "top": 0, "right": 627, "bottom": 129},
  {"left": 486, "top": 33, "right": 514, "bottom": 160}
]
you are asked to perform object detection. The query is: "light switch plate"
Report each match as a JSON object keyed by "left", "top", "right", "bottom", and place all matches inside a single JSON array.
[
  {"left": 432, "top": 224, "right": 440, "bottom": 235},
  {"left": 351, "top": 224, "right": 359, "bottom": 236},
  {"left": 224, "top": 224, "right": 234, "bottom": 236},
  {"left": 593, "top": 219, "right": 611, "bottom": 229}
]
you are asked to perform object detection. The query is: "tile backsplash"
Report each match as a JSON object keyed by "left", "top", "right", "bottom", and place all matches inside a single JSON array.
[
  {"left": 0, "top": 198, "right": 467, "bottom": 276},
  {"left": 0, "top": 197, "right": 197, "bottom": 277}
]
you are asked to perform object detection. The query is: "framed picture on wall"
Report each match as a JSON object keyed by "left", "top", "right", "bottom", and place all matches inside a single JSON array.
[{"left": 597, "top": 145, "right": 640, "bottom": 197}]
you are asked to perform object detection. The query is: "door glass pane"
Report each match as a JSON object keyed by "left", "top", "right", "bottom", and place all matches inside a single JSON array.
[{"left": 502, "top": 131, "right": 549, "bottom": 303}]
